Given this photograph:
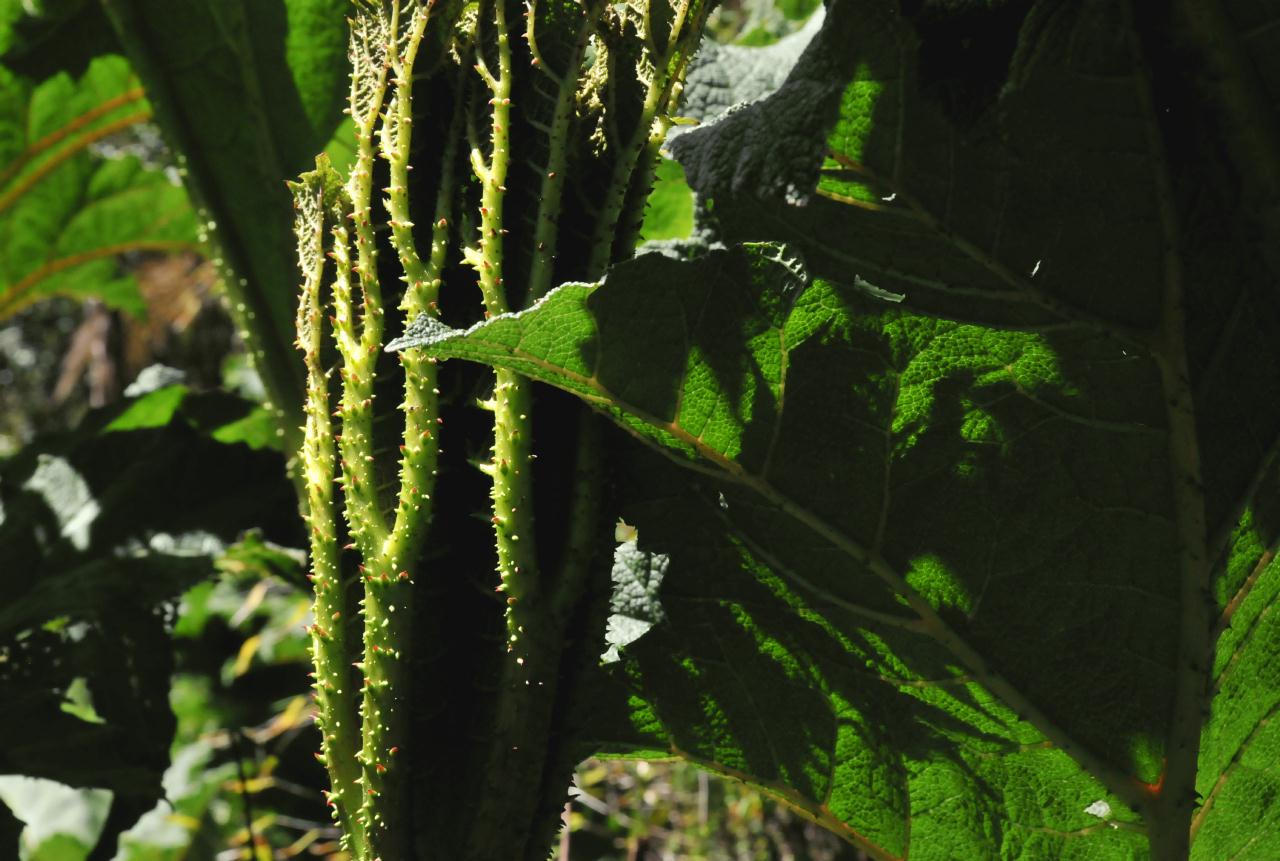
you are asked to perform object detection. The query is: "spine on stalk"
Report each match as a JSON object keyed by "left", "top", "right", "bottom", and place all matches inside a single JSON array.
[{"left": 291, "top": 158, "right": 367, "bottom": 857}]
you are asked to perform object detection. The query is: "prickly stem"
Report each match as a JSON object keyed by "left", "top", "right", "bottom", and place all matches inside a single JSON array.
[
  {"left": 473, "top": 0, "right": 514, "bottom": 318},
  {"left": 346, "top": 5, "right": 409, "bottom": 858},
  {"left": 290, "top": 158, "right": 367, "bottom": 858},
  {"left": 468, "top": 0, "right": 540, "bottom": 647},
  {"left": 291, "top": 1, "right": 720, "bottom": 856}
]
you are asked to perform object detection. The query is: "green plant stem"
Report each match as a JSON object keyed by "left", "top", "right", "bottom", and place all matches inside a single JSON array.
[
  {"left": 607, "top": 130, "right": 666, "bottom": 268},
  {"left": 342, "top": 9, "right": 418, "bottom": 857},
  {"left": 339, "top": 53, "right": 393, "bottom": 561},
  {"left": 386, "top": 8, "right": 460, "bottom": 566},
  {"left": 361, "top": 12, "right": 455, "bottom": 853},
  {"left": 292, "top": 169, "right": 367, "bottom": 858},
  {"left": 382, "top": 6, "right": 434, "bottom": 303},
  {"left": 384, "top": 1, "right": 443, "bottom": 559},
  {"left": 471, "top": 0, "right": 540, "bottom": 638},
  {"left": 473, "top": 6, "right": 513, "bottom": 317},
  {"left": 587, "top": 76, "right": 668, "bottom": 276},
  {"left": 490, "top": 369, "right": 538, "bottom": 634},
  {"left": 606, "top": 13, "right": 703, "bottom": 268},
  {"left": 550, "top": 411, "right": 604, "bottom": 622},
  {"left": 460, "top": 4, "right": 565, "bottom": 855},
  {"left": 330, "top": 215, "right": 388, "bottom": 560}
]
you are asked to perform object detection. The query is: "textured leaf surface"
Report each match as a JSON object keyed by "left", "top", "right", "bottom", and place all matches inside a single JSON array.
[
  {"left": 680, "top": 1, "right": 1280, "bottom": 854},
  {"left": 662, "top": 3, "right": 1280, "bottom": 854},
  {"left": 400, "top": 78, "right": 1280, "bottom": 850},
  {"left": 675, "top": 7, "right": 822, "bottom": 128},
  {"left": 670, "top": 0, "right": 855, "bottom": 206},
  {"left": 0, "top": 55, "right": 199, "bottom": 319},
  {"left": 399, "top": 241, "right": 1181, "bottom": 855}
]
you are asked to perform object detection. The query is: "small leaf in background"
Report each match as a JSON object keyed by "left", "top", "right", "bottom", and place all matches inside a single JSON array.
[
  {"left": 0, "top": 55, "right": 201, "bottom": 320},
  {"left": 637, "top": 157, "right": 693, "bottom": 243},
  {"left": 98, "top": 0, "right": 358, "bottom": 434},
  {"left": 0, "top": 778, "right": 111, "bottom": 860},
  {"left": 0, "top": 384, "right": 300, "bottom": 860},
  {"left": 216, "top": 530, "right": 308, "bottom": 586},
  {"left": 602, "top": 541, "right": 669, "bottom": 664},
  {"left": 676, "top": 8, "right": 823, "bottom": 129},
  {"left": 0, "top": 0, "right": 122, "bottom": 82}
]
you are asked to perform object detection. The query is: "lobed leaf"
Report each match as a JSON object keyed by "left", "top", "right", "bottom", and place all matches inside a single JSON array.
[{"left": 0, "top": 55, "right": 199, "bottom": 319}]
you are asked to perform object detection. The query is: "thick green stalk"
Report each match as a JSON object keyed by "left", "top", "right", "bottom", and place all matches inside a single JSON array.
[
  {"left": 606, "top": 128, "right": 666, "bottom": 273},
  {"left": 489, "top": 370, "right": 538, "bottom": 638},
  {"left": 291, "top": 163, "right": 367, "bottom": 857},
  {"left": 342, "top": 8, "right": 419, "bottom": 859},
  {"left": 358, "top": 9, "right": 457, "bottom": 852},
  {"left": 338, "top": 5, "right": 394, "bottom": 561},
  {"left": 381, "top": 4, "right": 434, "bottom": 302},
  {"left": 330, "top": 214, "right": 388, "bottom": 559},
  {"left": 469, "top": 0, "right": 541, "bottom": 644},
  {"left": 384, "top": 2, "right": 453, "bottom": 565},
  {"left": 296, "top": 2, "right": 727, "bottom": 856},
  {"left": 460, "top": 5, "right": 560, "bottom": 854},
  {"left": 587, "top": 79, "right": 666, "bottom": 274},
  {"left": 471, "top": 1, "right": 514, "bottom": 318}
]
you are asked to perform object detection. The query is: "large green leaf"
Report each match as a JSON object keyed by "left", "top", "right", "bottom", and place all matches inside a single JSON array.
[
  {"left": 0, "top": 54, "right": 199, "bottom": 318},
  {"left": 391, "top": 242, "right": 1173, "bottom": 854},
  {"left": 398, "top": 229, "right": 1280, "bottom": 857},
  {"left": 663, "top": 2, "right": 1280, "bottom": 853}
]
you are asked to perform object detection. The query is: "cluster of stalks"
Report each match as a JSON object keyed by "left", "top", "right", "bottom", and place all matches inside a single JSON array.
[{"left": 290, "top": 0, "right": 712, "bottom": 857}]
